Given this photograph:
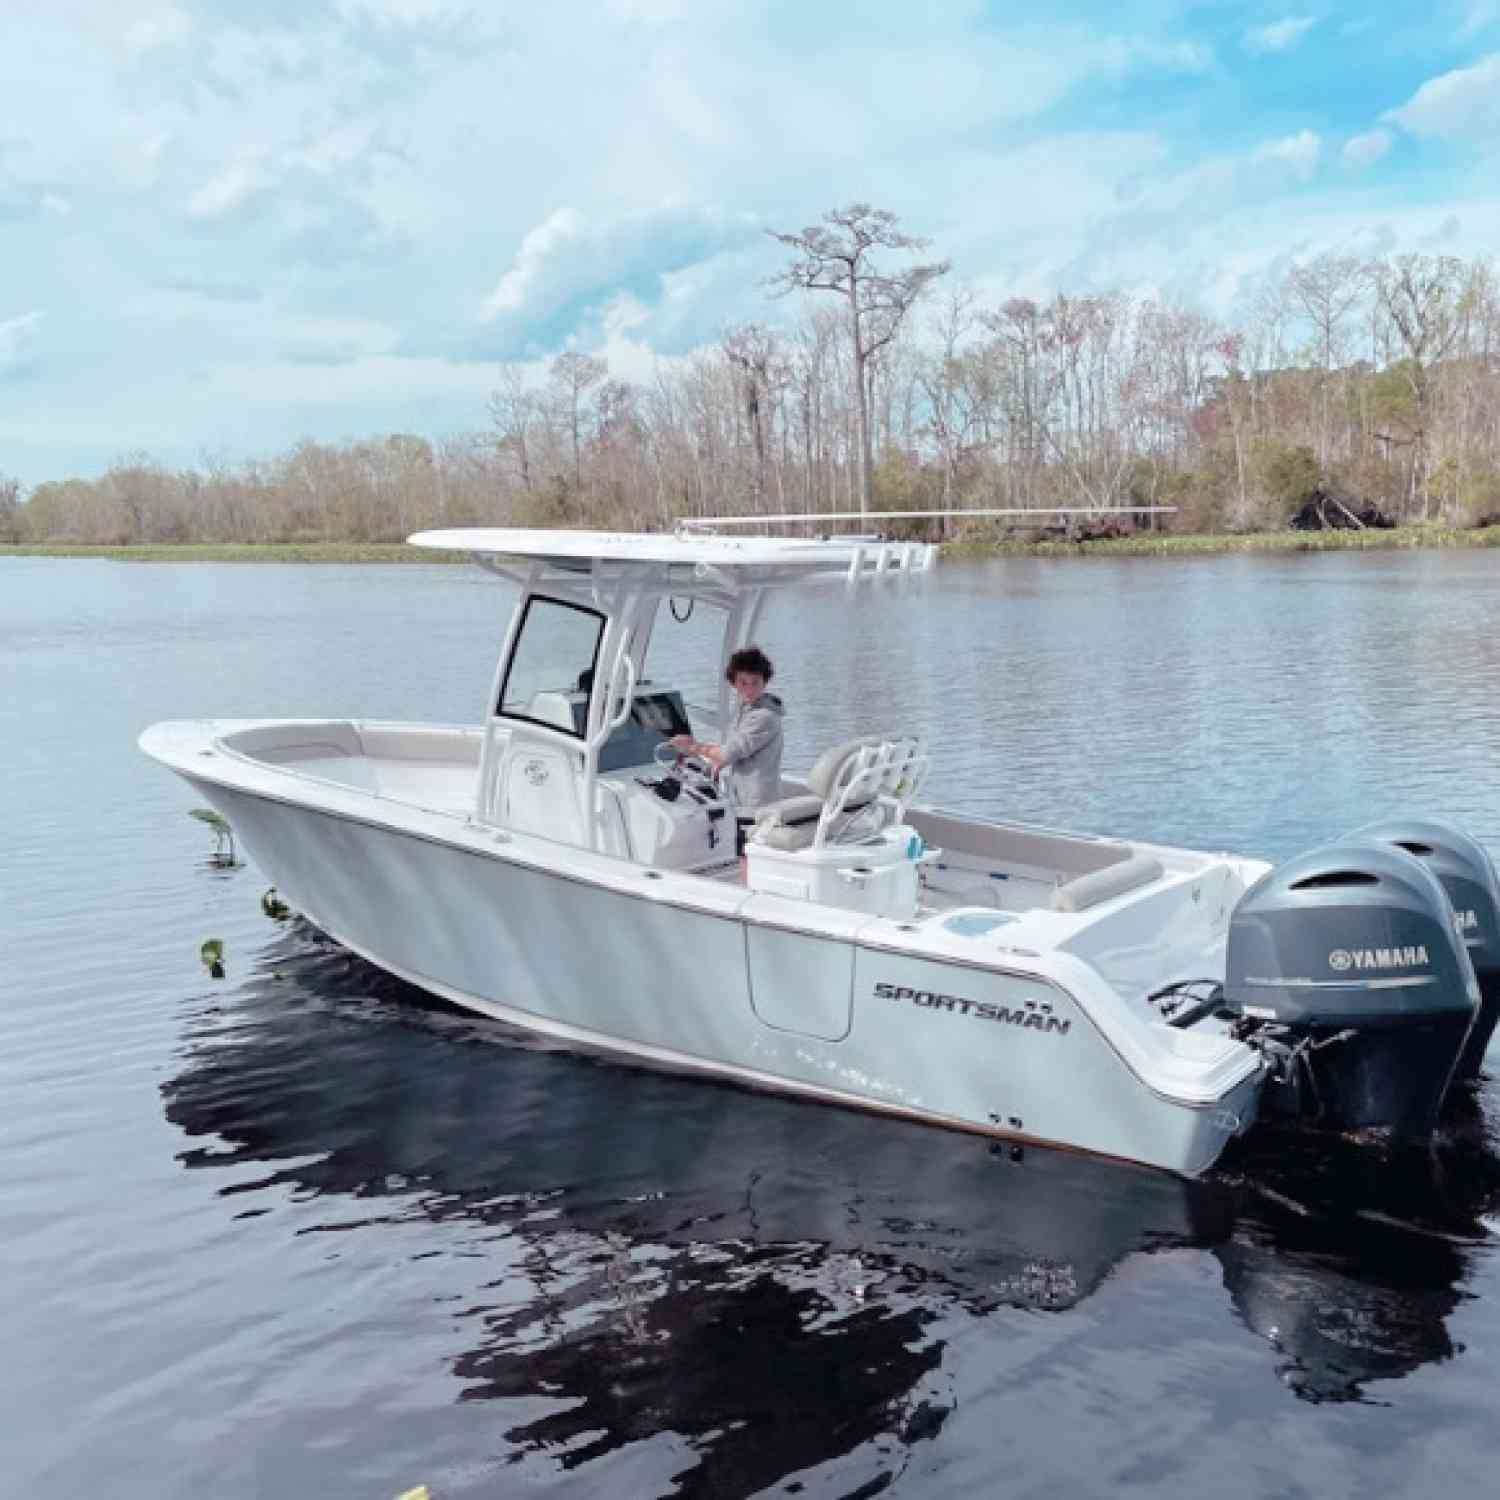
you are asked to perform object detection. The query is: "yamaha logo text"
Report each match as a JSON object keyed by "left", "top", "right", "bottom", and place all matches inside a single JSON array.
[{"left": 1327, "top": 945, "right": 1429, "bottom": 973}]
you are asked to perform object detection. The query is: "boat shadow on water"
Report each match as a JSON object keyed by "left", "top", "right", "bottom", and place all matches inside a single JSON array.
[{"left": 161, "top": 922, "right": 1500, "bottom": 1486}]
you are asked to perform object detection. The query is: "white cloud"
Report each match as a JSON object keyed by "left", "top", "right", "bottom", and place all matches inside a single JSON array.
[
  {"left": 122, "top": 6, "right": 191, "bottom": 56},
  {"left": 202, "top": 25, "right": 311, "bottom": 93},
  {"left": 334, "top": 0, "right": 466, "bottom": 21},
  {"left": 273, "top": 315, "right": 399, "bottom": 361},
  {"left": 1384, "top": 52, "right": 1500, "bottom": 143},
  {"left": 605, "top": 0, "right": 695, "bottom": 20},
  {"left": 186, "top": 148, "right": 273, "bottom": 219},
  {"left": 1243, "top": 16, "right": 1318, "bottom": 54},
  {"left": 1255, "top": 129, "right": 1322, "bottom": 179},
  {"left": 1343, "top": 129, "right": 1392, "bottom": 168},
  {"left": 17, "top": 0, "right": 194, "bottom": 56},
  {"left": 126, "top": 291, "right": 397, "bottom": 365},
  {"left": 206, "top": 354, "right": 495, "bottom": 405},
  {"left": 601, "top": 292, "right": 652, "bottom": 338},
  {"left": 0, "top": 310, "right": 44, "bottom": 371},
  {"left": 648, "top": 55, "right": 740, "bottom": 151},
  {"left": 481, "top": 208, "right": 590, "bottom": 321},
  {"left": 287, "top": 124, "right": 376, "bottom": 177},
  {"left": 478, "top": 205, "right": 752, "bottom": 335},
  {"left": 113, "top": 128, "right": 173, "bottom": 190},
  {"left": 1096, "top": 36, "right": 1214, "bottom": 73}
]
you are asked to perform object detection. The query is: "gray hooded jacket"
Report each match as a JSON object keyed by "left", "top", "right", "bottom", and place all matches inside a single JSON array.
[{"left": 721, "top": 692, "right": 785, "bottom": 811}]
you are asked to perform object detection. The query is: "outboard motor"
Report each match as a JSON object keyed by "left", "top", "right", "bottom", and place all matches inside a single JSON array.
[
  {"left": 1349, "top": 818, "right": 1500, "bottom": 1086},
  {"left": 1225, "top": 840, "right": 1479, "bottom": 1137}
]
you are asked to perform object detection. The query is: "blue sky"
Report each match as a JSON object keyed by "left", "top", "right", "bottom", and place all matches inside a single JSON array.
[{"left": 3, "top": 0, "right": 1499, "bottom": 487}]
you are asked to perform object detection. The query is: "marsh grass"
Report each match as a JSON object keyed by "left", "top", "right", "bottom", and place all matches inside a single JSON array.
[{"left": 940, "top": 524, "right": 1500, "bottom": 560}]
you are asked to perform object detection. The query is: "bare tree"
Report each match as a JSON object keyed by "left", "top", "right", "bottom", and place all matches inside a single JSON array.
[
  {"left": 722, "top": 324, "right": 787, "bottom": 512},
  {"left": 548, "top": 351, "right": 608, "bottom": 490},
  {"left": 489, "top": 364, "right": 538, "bottom": 491},
  {"left": 1374, "top": 254, "right": 1468, "bottom": 515},
  {"left": 787, "top": 309, "right": 842, "bottom": 512},
  {"left": 767, "top": 204, "right": 948, "bottom": 515},
  {"left": 1285, "top": 253, "right": 1368, "bottom": 465},
  {"left": 982, "top": 298, "right": 1053, "bottom": 508},
  {"left": 919, "top": 286, "right": 979, "bottom": 516}
]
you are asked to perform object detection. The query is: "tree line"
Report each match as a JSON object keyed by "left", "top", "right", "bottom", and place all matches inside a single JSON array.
[{"left": 6, "top": 206, "right": 1500, "bottom": 546}]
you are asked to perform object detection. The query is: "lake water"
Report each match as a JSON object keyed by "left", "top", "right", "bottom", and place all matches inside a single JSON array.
[{"left": 6, "top": 549, "right": 1500, "bottom": 1498}]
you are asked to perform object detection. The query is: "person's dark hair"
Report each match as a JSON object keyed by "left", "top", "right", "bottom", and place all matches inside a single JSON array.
[{"left": 725, "top": 646, "right": 774, "bottom": 684}]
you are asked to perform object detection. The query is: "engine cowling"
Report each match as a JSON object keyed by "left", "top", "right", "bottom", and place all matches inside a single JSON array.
[
  {"left": 1225, "top": 839, "right": 1479, "bottom": 1137},
  {"left": 1347, "top": 817, "right": 1500, "bottom": 1085}
]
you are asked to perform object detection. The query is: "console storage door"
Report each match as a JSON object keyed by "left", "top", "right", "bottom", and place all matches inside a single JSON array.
[
  {"left": 498, "top": 726, "right": 588, "bottom": 845},
  {"left": 742, "top": 895, "right": 867, "bottom": 1041}
]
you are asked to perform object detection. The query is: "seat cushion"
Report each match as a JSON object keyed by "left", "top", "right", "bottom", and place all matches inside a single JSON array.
[
  {"left": 749, "top": 792, "right": 824, "bottom": 853},
  {"left": 753, "top": 792, "right": 825, "bottom": 828},
  {"left": 750, "top": 789, "right": 882, "bottom": 852},
  {"left": 1051, "top": 854, "right": 1165, "bottom": 912},
  {"left": 752, "top": 821, "right": 821, "bottom": 853}
]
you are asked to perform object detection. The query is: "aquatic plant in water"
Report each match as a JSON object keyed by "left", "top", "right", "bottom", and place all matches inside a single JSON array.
[{"left": 199, "top": 938, "right": 225, "bottom": 979}]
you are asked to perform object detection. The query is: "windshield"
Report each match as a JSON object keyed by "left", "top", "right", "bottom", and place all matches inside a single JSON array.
[{"left": 497, "top": 596, "right": 605, "bottom": 738}]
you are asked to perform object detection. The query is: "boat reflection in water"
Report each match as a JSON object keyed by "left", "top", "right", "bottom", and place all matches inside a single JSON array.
[
  {"left": 162, "top": 925, "right": 1500, "bottom": 1484},
  {"left": 1213, "top": 1117, "right": 1499, "bottom": 1403}
]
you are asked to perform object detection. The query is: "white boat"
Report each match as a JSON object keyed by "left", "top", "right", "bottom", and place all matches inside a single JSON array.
[{"left": 140, "top": 528, "right": 1500, "bottom": 1175}]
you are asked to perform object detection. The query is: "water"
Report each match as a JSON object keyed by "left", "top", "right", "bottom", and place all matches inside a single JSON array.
[{"left": 6, "top": 549, "right": 1500, "bottom": 1498}]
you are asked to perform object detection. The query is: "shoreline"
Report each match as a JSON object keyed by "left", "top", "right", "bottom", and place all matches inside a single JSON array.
[
  {"left": 0, "top": 541, "right": 463, "bottom": 564},
  {"left": 4, "top": 524, "right": 1500, "bottom": 564},
  {"left": 940, "top": 523, "right": 1500, "bottom": 558}
]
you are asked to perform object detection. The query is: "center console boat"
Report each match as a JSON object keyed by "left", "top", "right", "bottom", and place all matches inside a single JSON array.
[{"left": 140, "top": 529, "right": 1500, "bottom": 1174}]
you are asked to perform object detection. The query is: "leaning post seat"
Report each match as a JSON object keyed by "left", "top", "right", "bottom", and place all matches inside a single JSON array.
[
  {"left": 749, "top": 735, "right": 928, "bottom": 853},
  {"left": 744, "top": 736, "right": 932, "bottom": 919}
]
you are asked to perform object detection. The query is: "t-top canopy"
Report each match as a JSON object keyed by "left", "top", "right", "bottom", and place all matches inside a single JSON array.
[{"left": 407, "top": 527, "right": 864, "bottom": 573}]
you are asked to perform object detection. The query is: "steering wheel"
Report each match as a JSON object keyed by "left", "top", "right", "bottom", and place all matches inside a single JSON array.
[{"left": 652, "top": 742, "right": 719, "bottom": 794}]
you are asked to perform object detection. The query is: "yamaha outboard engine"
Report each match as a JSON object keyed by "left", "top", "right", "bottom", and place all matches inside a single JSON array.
[
  {"left": 1349, "top": 818, "right": 1500, "bottom": 1086},
  {"left": 1225, "top": 841, "right": 1479, "bottom": 1137}
]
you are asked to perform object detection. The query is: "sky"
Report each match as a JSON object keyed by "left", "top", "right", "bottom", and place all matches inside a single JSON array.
[{"left": 3, "top": 0, "right": 1499, "bottom": 488}]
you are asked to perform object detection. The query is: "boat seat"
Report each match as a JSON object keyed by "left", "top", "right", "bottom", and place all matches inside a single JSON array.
[
  {"left": 751, "top": 734, "right": 927, "bottom": 853},
  {"left": 751, "top": 793, "right": 828, "bottom": 851}
]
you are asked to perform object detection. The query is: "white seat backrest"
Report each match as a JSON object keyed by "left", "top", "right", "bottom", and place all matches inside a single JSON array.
[
  {"left": 805, "top": 735, "right": 886, "bottom": 800},
  {"left": 812, "top": 735, "right": 928, "bottom": 847}
]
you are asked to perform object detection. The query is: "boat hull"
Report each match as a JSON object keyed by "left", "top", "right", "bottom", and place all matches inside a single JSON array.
[{"left": 173, "top": 769, "right": 1259, "bottom": 1177}]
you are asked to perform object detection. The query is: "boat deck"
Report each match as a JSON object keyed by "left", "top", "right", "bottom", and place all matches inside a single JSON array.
[
  {"left": 211, "top": 720, "right": 1229, "bottom": 928},
  {"left": 221, "top": 721, "right": 484, "bottom": 819}
]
